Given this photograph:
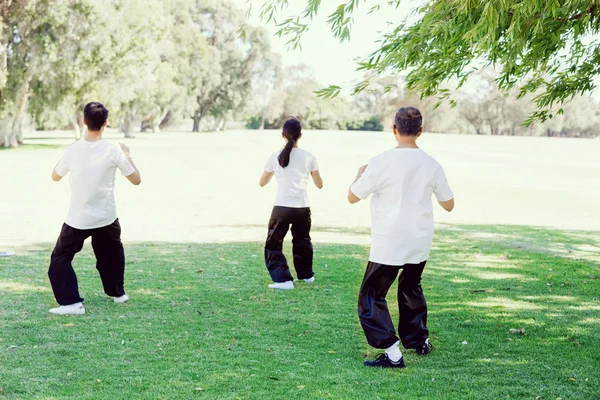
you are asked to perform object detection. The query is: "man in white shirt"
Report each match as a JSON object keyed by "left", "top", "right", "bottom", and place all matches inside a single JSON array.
[
  {"left": 348, "top": 106, "right": 455, "bottom": 368},
  {"left": 48, "top": 102, "right": 142, "bottom": 315}
]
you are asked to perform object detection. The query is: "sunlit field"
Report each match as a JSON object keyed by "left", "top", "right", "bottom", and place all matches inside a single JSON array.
[{"left": 1, "top": 129, "right": 599, "bottom": 248}]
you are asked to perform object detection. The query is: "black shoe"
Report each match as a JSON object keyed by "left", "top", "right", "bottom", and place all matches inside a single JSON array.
[
  {"left": 416, "top": 341, "right": 432, "bottom": 356},
  {"left": 363, "top": 353, "right": 406, "bottom": 368}
]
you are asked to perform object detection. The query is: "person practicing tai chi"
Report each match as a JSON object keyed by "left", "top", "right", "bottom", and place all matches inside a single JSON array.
[
  {"left": 47, "top": 102, "right": 142, "bottom": 315},
  {"left": 259, "top": 117, "right": 323, "bottom": 290},
  {"left": 348, "top": 107, "right": 454, "bottom": 368}
]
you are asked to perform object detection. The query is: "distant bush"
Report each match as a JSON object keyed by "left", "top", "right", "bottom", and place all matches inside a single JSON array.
[
  {"left": 345, "top": 116, "right": 384, "bottom": 131},
  {"left": 245, "top": 116, "right": 263, "bottom": 130},
  {"left": 361, "top": 116, "right": 384, "bottom": 131},
  {"left": 246, "top": 115, "right": 384, "bottom": 131}
]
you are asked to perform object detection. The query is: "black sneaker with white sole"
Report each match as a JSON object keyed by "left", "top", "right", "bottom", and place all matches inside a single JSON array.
[
  {"left": 415, "top": 341, "right": 432, "bottom": 356},
  {"left": 363, "top": 353, "right": 406, "bottom": 368}
]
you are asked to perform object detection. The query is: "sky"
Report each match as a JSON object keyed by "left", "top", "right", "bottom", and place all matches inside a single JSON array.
[
  {"left": 238, "top": 0, "right": 426, "bottom": 89},
  {"left": 236, "top": 0, "right": 600, "bottom": 100}
]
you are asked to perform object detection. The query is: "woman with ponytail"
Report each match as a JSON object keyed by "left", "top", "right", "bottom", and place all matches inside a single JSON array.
[{"left": 259, "top": 117, "right": 323, "bottom": 290}]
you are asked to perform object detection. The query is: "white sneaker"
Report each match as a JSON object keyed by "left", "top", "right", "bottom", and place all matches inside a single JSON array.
[
  {"left": 49, "top": 302, "right": 85, "bottom": 315},
  {"left": 303, "top": 277, "right": 315, "bottom": 283},
  {"left": 114, "top": 294, "right": 129, "bottom": 303},
  {"left": 268, "top": 281, "right": 294, "bottom": 290}
]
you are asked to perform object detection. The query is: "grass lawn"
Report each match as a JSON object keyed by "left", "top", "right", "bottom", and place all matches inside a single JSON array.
[{"left": 0, "top": 225, "right": 599, "bottom": 399}]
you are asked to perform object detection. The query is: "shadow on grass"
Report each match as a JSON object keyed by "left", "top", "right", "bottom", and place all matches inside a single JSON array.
[
  {"left": 437, "top": 223, "right": 600, "bottom": 266},
  {"left": 0, "top": 226, "right": 599, "bottom": 399},
  {"left": 0, "top": 143, "right": 64, "bottom": 151}
]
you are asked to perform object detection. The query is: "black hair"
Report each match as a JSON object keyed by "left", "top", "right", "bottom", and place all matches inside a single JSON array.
[
  {"left": 278, "top": 117, "right": 302, "bottom": 168},
  {"left": 394, "top": 107, "right": 422, "bottom": 136},
  {"left": 84, "top": 102, "right": 109, "bottom": 131}
]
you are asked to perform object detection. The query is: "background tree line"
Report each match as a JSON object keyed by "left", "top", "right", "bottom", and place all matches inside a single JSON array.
[
  {"left": 247, "top": 66, "right": 600, "bottom": 138},
  {"left": 0, "top": 0, "right": 281, "bottom": 147},
  {"left": 2, "top": 0, "right": 600, "bottom": 148},
  {"left": 259, "top": 0, "right": 600, "bottom": 138}
]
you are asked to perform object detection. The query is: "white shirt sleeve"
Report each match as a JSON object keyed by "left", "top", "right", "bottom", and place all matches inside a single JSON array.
[
  {"left": 350, "top": 163, "right": 378, "bottom": 200},
  {"left": 114, "top": 147, "right": 136, "bottom": 177},
  {"left": 310, "top": 155, "right": 319, "bottom": 172},
  {"left": 54, "top": 148, "right": 71, "bottom": 177},
  {"left": 432, "top": 166, "right": 454, "bottom": 202},
  {"left": 264, "top": 153, "right": 276, "bottom": 172}
]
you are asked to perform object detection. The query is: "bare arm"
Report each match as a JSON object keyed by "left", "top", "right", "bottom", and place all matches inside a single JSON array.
[
  {"left": 438, "top": 198, "right": 455, "bottom": 212},
  {"left": 120, "top": 143, "right": 142, "bottom": 186},
  {"left": 259, "top": 171, "right": 274, "bottom": 187},
  {"left": 348, "top": 165, "right": 367, "bottom": 204},
  {"left": 311, "top": 170, "right": 323, "bottom": 189},
  {"left": 51, "top": 170, "right": 63, "bottom": 182},
  {"left": 348, "top": 190, "right": 361, "bottom": 204}
]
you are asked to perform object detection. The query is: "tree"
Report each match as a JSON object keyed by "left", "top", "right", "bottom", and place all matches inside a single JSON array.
[
  {"left": 97, "top": 0, "right": 174, "bottom": 138},
  {"left": 186, "top": 1, "right": 273, "bottom": 132},
  {"left": 258, "top": 0, "right": 600, "bottom": 124},
  {"left": 247, "top": 45, "right": 282, "bottom": 129},
  {"left": 352, "top": 76, "right": 402, "bottom": 125},
  {"left": 280, "top": 64, "right": 319, "bottom": 122},
  {"left": 1, "top": 0, "right": 48, "bottom": 147},
  {"left": 26, "top": 0, "right": 100, "bottom": 139}
]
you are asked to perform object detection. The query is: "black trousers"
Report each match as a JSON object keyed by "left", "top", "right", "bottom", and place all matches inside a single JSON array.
[
  {"left": 264, "top": 206, "right": 314, "bottom": 282},
  {"left": 358, "top": 260, "right": 428, "bottom": 349},
  {"left": 48, "top": 219, "right": 126, "bottom": 305}
]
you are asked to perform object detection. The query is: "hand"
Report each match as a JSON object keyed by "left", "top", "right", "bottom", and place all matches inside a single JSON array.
[
  {"left": 356, "top": 164, "right": 367, "bottom": 177},
  {"left": 119, "top": 143, "right": 131, "bottom": 157}
]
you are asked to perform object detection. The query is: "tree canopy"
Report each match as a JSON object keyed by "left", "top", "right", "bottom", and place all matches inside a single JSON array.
[
  {"left": 258, "top": 0, "right": 600, "bottom": 124},
  {"left": 0, "top": 0, "right": 278, "bottom": 146}
]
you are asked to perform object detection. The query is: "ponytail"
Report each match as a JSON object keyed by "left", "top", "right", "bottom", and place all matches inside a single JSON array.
[
  {"left": 278, "top": 139, "right": 295, "bottom": 168},
  {"left": 278, "top": 117, "right": 302, "bottom": 168}
]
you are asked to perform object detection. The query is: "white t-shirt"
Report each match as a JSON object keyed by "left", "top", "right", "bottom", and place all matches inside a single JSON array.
[
  {"left": 54, "top": 140, "right": 136, "bottom": 230},
  {"left": 350, "top": 148, "right": 454, "bottom": 266},
  {"left": 264, "top": 148, "right": 319, "bottom": 208}
]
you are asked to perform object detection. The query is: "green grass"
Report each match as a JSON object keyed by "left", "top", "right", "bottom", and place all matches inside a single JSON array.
[
  {"left": 1, "top": 225, "right": 599, "bottom": 399},
  {"left": 0, "top": 144, "right": 63, "bottom": 151}
]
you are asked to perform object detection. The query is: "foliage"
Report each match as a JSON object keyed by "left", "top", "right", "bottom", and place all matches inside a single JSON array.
[
  {"left": 245, "top": 115, "right": 263, "bottom": 129},
  {"left": 359, "top": 115, "right": 383, "bottom": 131},
  {"left": 0, "top": 0, "right": 275, "bottom": 144},
  {"left": 352, "top": 72, "right": 600, "bottom": 137},
  {"left": 258, "top": 0, "right": 600, "bottom": 125},
  {"left": 1, "top": 226, "right": 599, "bottom": 398}
]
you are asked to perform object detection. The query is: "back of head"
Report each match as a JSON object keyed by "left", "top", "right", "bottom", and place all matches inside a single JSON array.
[
  {"left": 84, "top": 102, "right": 109, "bottom": 132},
  {"left": 394, "top": 107, "right": 422, "bottom": 136},
  {"left": 278, "top": 117, "right": 302, "bottom": 168}
]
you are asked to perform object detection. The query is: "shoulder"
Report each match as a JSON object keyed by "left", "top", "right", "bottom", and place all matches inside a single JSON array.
[
  {"left": 266, "top": 151, "right": 279, "bottom": 165},
  {"left": 369, "top": 149, "right": 395, "bottom": 165},
  {"left": 100, "top": 142, "right": 124, "bottom": 163},
  {"left": 420, "top": 150, "right": 443, "bottom": 169},
  {"left": 62, "top": 140, "right": 83, "bottom": 156},
  {"left": 103, "top": 141, "right": 122, "bottom": 152},
  {"left": 66, "top": 140, "right": 83, "bottom": 150},
  {"left": 300, "top": 148, "right": 316, "bottom": 160}
]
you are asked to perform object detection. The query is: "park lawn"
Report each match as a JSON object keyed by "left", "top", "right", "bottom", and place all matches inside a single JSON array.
[{"left": 0, "top": 225, "right": 598, "bottom": 400}]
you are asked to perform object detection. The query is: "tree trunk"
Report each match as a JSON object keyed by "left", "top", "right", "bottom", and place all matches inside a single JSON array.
[
  {"left": 0, "top": 117, "right": 18, "bottom": 148},
  {"left": 192, "top": 111, "right": 202, "bottom": 132},
  {"left": 159, "top": 110, "right": 172, "bottom": 130},
  {"left": 120, "top": 112, "right": 135, "bottom": 138},
  {"left": 0, "top": 118, "right": 10, "bottom": 147},
  {"left": 70, "top": 114, "right": 82, "bottom": 140},
  {"left": 140, "top": 120, "right": 151, "bottom": 132},
  {"left": 3, "top": 81, "right": 30, "bottom": 147}
]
